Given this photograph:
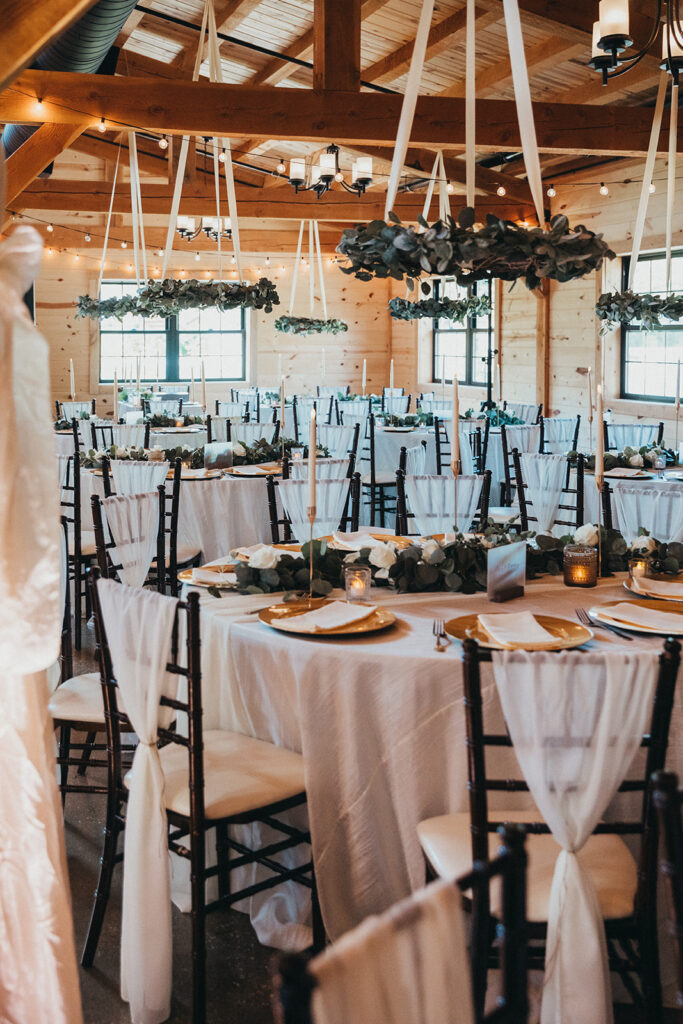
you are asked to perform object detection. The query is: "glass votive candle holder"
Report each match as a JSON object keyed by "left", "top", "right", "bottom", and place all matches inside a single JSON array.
[
  {"left": 628, "top": 556, "right": 648, "bottom": 581},
  {"left": 344, "top": 565, "right": 372, "bottom": 603},
  {"left": 291, "top": 447, "right": 304, "bottom": 463},
  {"left": 563, "top": 544, "right": 598, "bottom": 588}
]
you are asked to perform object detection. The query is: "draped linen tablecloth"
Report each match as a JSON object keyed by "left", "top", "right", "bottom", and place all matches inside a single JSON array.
[{"left": 185, "top": 576, "right": 683, "bottom": 965}]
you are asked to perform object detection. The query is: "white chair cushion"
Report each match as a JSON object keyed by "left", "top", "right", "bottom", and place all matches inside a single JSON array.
[
  {"left": 166, "top": 544, "right": 202, "bottom": 567},
  {"left": 152, "top": 729, "right": 305, "bottom": 820},
  {"left": 49, "top": 672, "right": 106, "bottom": 724},
  {"left": 417, "top": 809, "right": 637, "bottom": 922},
  {"left": 68, "top": 530, "right": 97, "bottom": 557}
]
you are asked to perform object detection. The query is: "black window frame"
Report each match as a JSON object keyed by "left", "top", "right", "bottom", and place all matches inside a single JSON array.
[
  {"left": 620, "top": 250, "right": 683, "bottom": 403},
  {"left": 98, "top": 280, "right": 247, "bottom": 384},
  {"left": 431, "top": 278, "right": 493, "bottom": 387}
]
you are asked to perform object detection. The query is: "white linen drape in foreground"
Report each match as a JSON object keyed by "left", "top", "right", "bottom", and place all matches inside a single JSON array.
[
  {"left": 405, "top": 474, "right": 484, "bottom": 534},
  {"left": 96, "top": 579, "right": 179, "bottom": 1024},
  {"left": 0, "top": 224, "right": 82, "bottom": 1023},
  {"left": 612, "top": 483, "right": 683, "bottom": 544},
  {"left": 279, "top": 479, "right": 350, "bottom": 542},
  {"left": 310, "top": 880, "right": 473, "bottom": 1024},
  {"left": 102, "top": 493, "right": 160, "bottom": 587},
  {"left": 111, "top": 459, "right": 169, "bottom": 496},
  {"left": 492, "top": 649, "right": 658, "bottom": 1024},
  {"left": 519, "top": 453, "right": 566, "bottom": 533}
]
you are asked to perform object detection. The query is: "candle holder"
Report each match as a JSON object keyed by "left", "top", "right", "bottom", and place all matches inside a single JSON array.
[
  {"left": 291, "top": 447, "right": 304, "bottom": 464},
  {"left": 344, "top": 565, "right": 372, "bottom": 603},
  {"left": 563, "top": 544, "right": 598, "bottom": 588},
  {"left": 628, "top": 556, "right": 648, "bottom": 582}
]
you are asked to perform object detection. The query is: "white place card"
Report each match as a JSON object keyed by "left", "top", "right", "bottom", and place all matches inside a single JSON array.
[{"left": 487, "top": 542, "right": 526, "bottom": 603}]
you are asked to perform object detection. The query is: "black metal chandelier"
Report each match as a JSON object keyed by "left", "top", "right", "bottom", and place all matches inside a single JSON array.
[
  {"left": 176, "top": 216, "right": 233, "bottom": 242},
  {"left": 280, "top": 144, "right": 373, "bottom": 198},
  {"left": 589, "top": 0, "right": 683, "bottom": 84}
]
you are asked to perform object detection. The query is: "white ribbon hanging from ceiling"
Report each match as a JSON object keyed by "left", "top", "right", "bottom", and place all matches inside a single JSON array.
[
  {"left": 314, "top": 221, "right": 328, "bottom": 320},
  {"left": 421, "top": 151, "right": 450, "bottom": 225},
  {"left": 97, "top": 144, "right": 122, "bottom": 294},
  {"left": 384, "top": 0, "right": 435, "bottom": 219},
  {"left": 465, "top": 0, "right": 476, "bottom": 209},
  {"left": 666, "top": 81, "right": 679, "bottom": 292},
  {"left": 212, "top": 137, "right": 224, "bottom": 281},
  {"left": 628, "top": 73, "right": 668, "bottom": 290},
  {"left": 288, "top": 219, "right": 327, "bottom": 320},
  {"left": 128, "top": 132, "right": 147, "bottom": 287},
  {"left": 289, "top": 220, "right": 305, "bottom": 316}
]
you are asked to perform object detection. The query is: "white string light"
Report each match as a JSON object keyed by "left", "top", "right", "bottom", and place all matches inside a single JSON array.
[
  {"left": 98, "top": 118, "right": 106, "bottom": 133},
  {"left": 496, "top": 185, "right": 506, "bottom": 196},
  {"left": 546, "top": 184, "right": 556, "bottom": 197},
  {"left": 599, "top": 181, "right": 609, "bottom": 196},
  {"left": 158, "top": 135, "right": 168, "bottom": 150}
]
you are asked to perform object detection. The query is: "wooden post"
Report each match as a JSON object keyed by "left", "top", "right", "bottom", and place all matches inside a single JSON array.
[
  {"left": 314, "top": 0, "right": 361, "bottom": 92},
  {"left": 534, "top": 280, "right": 550, "bottom": 413}
]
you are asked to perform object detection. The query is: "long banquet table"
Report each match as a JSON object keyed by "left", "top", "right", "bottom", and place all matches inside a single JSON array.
[{"left": 183, "top": 573, "right": 683, "bottom": 987}]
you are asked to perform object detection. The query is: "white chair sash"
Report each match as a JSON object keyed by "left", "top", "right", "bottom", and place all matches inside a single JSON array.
[
  {"left": 424, "top": 398, "right": 451, "bottom": 414},
  {"left": 318, "top": 385, "right": 340, "bottom": 396},
  {"left": 340, "top": 400, "right": 369, "bottom": 418},
  {"left": 543, "top": 416, "right": 577, "bottom": 454},
  {"left": 231, "top": 421, "right": 277, "bottom": 446},
  {"left": 404, "top": 443, "right": 427, "bottom": 476},
  {"left": 217, "top": 400, "right": 246, "bottom": 418},
  {"left": 310, "top": 879, "right": 474, "bottom": 1024},
  {"left": 436, "top": 425, "right": 475, "bottom": 476},
  {"left": 110, "top": 460, "right": 170, "bottom": 496},
  {"left": 125, "top": 410, "right": 145, "bottom": 425},
  {"left": 61, "top": 401, "right": 91, "bottom": 420},
  {"left": 383, "top": 394, "right": 410, "bottom": 415},
  {"left": 102, "top": 493, "right": 160, "bottom": 587},
  {"left": 519, "top": 452, "right": 566, "bottom": 533},
  {"left": 278, "top": 478, "right": 349, "bottom": 541},
  {"left": 111, "top": 423, "right": 147, "bottom": 448},
  {"left": 504, "top": 423, "right": 540, "bottom": 454},
  {"left": 317, "top": 424, "right": 355, "bottom": 459},
  {"left": 607, "top": 423, "right": 659, "bottom": 449},
  {"left": 96, "top": 579, "right": 179, "bottom": 1024},
  {"left": 404, "top": 474, "right": 484, "bottom": 535},
  {"left": 209, "top": 416, "right": 230, "bottom": 442},
  {"left": 57, "top": 453, "right": 71, "bottom": 490},
  {"left": 148, "top": 398, "right": 180, "bottom": 416},
  {"left": 505, "top": 402, "right": 538, "bottom": 424},
  {"left": 612, "top": 482, "right": 683, "bottom": 543},
  {"left": 291, "top": 458, "right": 350, "bottom": 481},
  {"left": 492, "top": 649, "right": 658, "bottom": 1024}
]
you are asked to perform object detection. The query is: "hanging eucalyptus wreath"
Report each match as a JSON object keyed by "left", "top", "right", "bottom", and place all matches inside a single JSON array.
[
  {"left": 274, "top": 315, "right": 348, "bottom": 335},
  {"left": 388, "top": 293, "right": 491, "bottom": 322},
  {"left": 76, "top": 277, "right": 280, "bottom": 320},
  {"left": 336, "top": 209, "right": 615, "bottom": 291},
  {"left": 595, "top": 289, "right": 683, "bottom": 333}
]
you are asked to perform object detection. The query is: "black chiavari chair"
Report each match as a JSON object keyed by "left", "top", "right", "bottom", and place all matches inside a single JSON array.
[
  {"left": 82, "top": 570, "right": 323, "bottom": 1022},
  {"left": 500, "top": 421, "right": 544, "bottom": 507},
  {"left": 418, "top": 636, "right": 681, "bottom": 1020},
  {"left": 91, "top": 489, "right": 165, "bottom": 588},
  {"left": 205, "top": 414, "right": 232, "bottom": 443},
  {"left": 652, "top": 771, "right": 683, "bottom": 1008},
  {"left": 395, "top": 468, "right": 492, "bottom": 537},
  {"left": 60, "top": 450, "right": 93, "bottom": 650},
  {"left": 265, "top": 472, "right": 361, "bottom": 544},
  {"left": 604, "top": 420, "right": 665, "bottom": 451},
  {"left": 512, "top": 450, "right": 584, "bottom": 533},
  {"left": 359, "top": 413, "right": 398, "bottom": 528},
  {"left": 91, "top": 420, "right": 151, "bottom": 449}
]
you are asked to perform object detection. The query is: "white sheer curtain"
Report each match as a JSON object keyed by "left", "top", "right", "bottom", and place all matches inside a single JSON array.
[
  {"left": 310, "top": 879, "right": 473, "bottom": 1024},
  {"left": 543, "top": 416, "right": 577, "bottom": 454},
  {"left": 318, "top": 424, "right": 355, "bottom": 459},
  {"left": 291, "top": 458, "right": 349, "bottom": 481},
  {"left": 111, "top": 459, "right": 169, "bottom": 496},
  {"left": 61, "top": 400, "right": 91, "bottom": 419},
  {"left": 279, "top": 479, "right": 350, "bottom": 541},
  {"left": 519, "top": 452, "right": 566, "bottom": 533},
  {"left": 612, "top": 482, "right": 683, "bottom": 543},
  {"left": 492, "top": 649, "right": 658, "bottom": 1024},
  {"left": 405, "top": 443, "right": 427, "bottom": 475},
  {"left": 607, "top": 423, "right": 659, "bottom": 449},
  {"left": 405, "top": 474, "right": 484, "bottom": 534},
  {"left": 96, "top": 579, "right": 179, "bottom": 1024},
  {"left": 0, "top": 224, "right": 83, "bottom": 1023},
  {"left": 505, "top": 402, "right": 538, "bottom": 424},
  {"left": 111, "top": 423, "right": 147, "bottom": 448},
  {"left": 231, "top": 421, "right": 277, "bottom": 446},
  {"left": 102, "top": 493, "right": 160, "bottom": 587},
  {"left": 504, "top": 423, "right": 541, "bottom": 453},
  {"left": 148, "top": 398, "right": 180, "bottom": 416},
  {"left": 217, "top": 401, "right": 246, "bottom": 418}
]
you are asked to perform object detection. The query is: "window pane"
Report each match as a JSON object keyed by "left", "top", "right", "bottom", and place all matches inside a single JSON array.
[
  {"left": 621, "top": 251, "right": 683, "bottom": 400},
  {"left": 432, "top": 277, "right": 494, "bottom": 386}
]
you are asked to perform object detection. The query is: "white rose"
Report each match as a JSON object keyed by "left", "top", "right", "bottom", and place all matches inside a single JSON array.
[
  {"left": 420, "top": 538, "right": 441, "bottom": 561},
  {"left": 232, "top": 442, "right": 246, "bottom": 457},
  {"left": 249, "top": 545, "right": 281, "bottom": 569},
  {"left": 369, "top": 543, "right": 397, "bottom": 570},
  {"left": 632, "top": 535, "right": 656, "bottom": 553},
  {"left": 343, "top": 551, "right": 359, "bottom": 564},
  {"left": 644, "top": 448, "right": 658, "bottom": 465},
  {"left": 480, "top": 536, "right": 496, "bottom": 548},
  {"left": 574, "top": 523, "right": 599, "bottom": 546},
  {"left": 629, "top": 453, "right": 644, "bottom": 467}
]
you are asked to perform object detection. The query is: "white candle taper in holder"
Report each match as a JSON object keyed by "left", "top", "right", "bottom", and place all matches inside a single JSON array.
[
  {"left": 280, "top": 377, "right": 286, "bottom": 461},
  {"left": 587, "top": 367, "right": 594, "bottom": 451},
  {"left": 362, "top": 358, "right": 367, "bottom": 396},
  {"left": 451, "top": 375, "right": 460, "bottom": 538},
  {"left": 201, "top": 360, "right": 207, "bottom": 414},
  {"left": 389, "top": 358, "right": 394, "bottom": 390},
  {"left": 113, "top": 369, "right": 119, "bottom": 423},
  {"left": 441, "top": 354, "right": 446, "bottom": 400},
  {"left": 278, "top": 353, "right": 282, "bottom": 382},
  {"left": 308, "top": 408, "right": 317, "bottom": 596},
  {"left": 190, "top": 367, "right": 195, "bottom": 404},
  {"left": 69, "top": 358, "right": 75, "bottom": 401},
  {"left": 676, "top": 360, "right": 681, "bottom": 450},
  {"left": 596, "top": 383, "right": 604, "bottom": 576},
  {"left": 136, "top": 357, "right": 141, "bottom": 401}
]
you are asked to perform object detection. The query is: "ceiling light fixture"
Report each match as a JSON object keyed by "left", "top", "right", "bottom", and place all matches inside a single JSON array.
[
  {"left": 158, "top": 135, "right": 168, "bottom": 150},
  {"left": 98, "top": 117, "right": 106, "bottom": 133},
  {"left": 589, "top": 0, "right": 683, "bottom": 84},
  {"left": 286, "top": 144, "right": 373, "bottom": 198},
  {"left": 546, "top": 184, "right": 556, "bottom": 198}
]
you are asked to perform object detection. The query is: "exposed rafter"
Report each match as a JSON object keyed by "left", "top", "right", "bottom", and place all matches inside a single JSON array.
[
  {"left": 5, "top": 123, "right": 89, "bottom": 205},
  {"left": 0, "top": 0, "right": 99, "bottom": 92}
]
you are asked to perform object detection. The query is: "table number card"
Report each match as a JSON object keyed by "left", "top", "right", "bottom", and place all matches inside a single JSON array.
[{"left": 487, "top": 542, "right": 526, "bottom": 602}]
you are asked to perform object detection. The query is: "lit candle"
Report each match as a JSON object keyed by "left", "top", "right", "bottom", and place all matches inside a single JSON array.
[
  {"left": 595, "top": 384, "right": 604, "bottom": 489},
  {"left": 389, "top": 358, "right": 394, "bottom": 390},
  {"left": 451, "top": 374, "right": 460, "bottom": 475},
  {"left": 113, "top": 369, "right": 119, "bottom": 423},
  {"left": 280, "top": 377, "right": 286, "bottom": 434},
  {"left": 69, "top": 358, "right": 75, "bottom": 400},
  {"left": 362, "top": 358, "right": 367, "bottom": 395},
  {"left": 308, "top": 409, "right": 317, "bottom": 513},
  {"left": 201, "top": 359, "right": 207, "bottom": 413}
]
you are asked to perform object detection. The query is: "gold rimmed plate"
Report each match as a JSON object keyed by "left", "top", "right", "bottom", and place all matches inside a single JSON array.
[
  {"left": 225, "top": 465, "right": 282, "bottom": 477},
  {"left": 623, "top": 577, "right": 683, "bottom": 603},
  {"left": 258, "top": 598, "right": 397, "bottom": 637},
  {"left": 178, "top": 564, "right": 237, "bottom": 588},
  {"left": 589, "top": 598, "right": 683, "bottom": 635},
  {"left": 324, "top": 532, "right": 414, "bottom": 551},
  {"left": 445, "top": 613, "right": 593, "bottom": 651}
]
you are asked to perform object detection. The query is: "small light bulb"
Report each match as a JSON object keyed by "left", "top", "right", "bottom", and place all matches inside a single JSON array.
[
  {"left": 218, "top": 149, "right": 226, "bottom": 163},
  {"left": 265, "top": 255, "right": 270, "bottom": 266},
  {"left": 546, "top": 184, "right": 556, "bottom": 198},
  {"left": 277, "top": 158, "right": 286, "bottom": 174},
  {"left": 84, "top": 232, "right": 91, "bottom": 242},
  {"left": 231, "top": 254, "right": 236, "bottom": 264},
  {"left": 127, "top": 263, "right": 134, "bottom": 272},
  {"left": 153, "top": 266, "right": 160, "bottom": 276},
  {"left": 335, "top": 170, "right": 344, "bottom": 182},
  {"left": 446, "top": 181, "right": 455, "bottom": 194},
  {"left": 46, "top": 223, "right": 54, "bottom": 233},
  {"left": 98, "top": 117, "right": 106, "bottom": 133},
  {"left": 158, "top": 135, "right": 168, "bottom": 150},
  {"left": 121, "top": 240, "right": 128, "bottom": 248},
  {"left": 599, "top": 181, "right": 609, "bottom": 196},
  {"left": 649, "top": 181, "right": 656, "bottom": 194},
  {"left": 155, "top": 249, "right": 163, "bottom": 257},
  {"left": 75, "top": 253, "right": 80, "bottom": 261},
  {"left": 280, "top": 265, "right": 286, "bottom": 272},
  {"left": 47, "top": 247, "right": 53, "bottom": 256},
  {"left": 496, "top": 185, "right": 506, "bottom": 197},
  {"left": 36, "top": 97, "right": 43, "bottom": 107},
  {"left": 194, "top": 251, "right": 201, "bottom": 261},
  {"left": 205, "top": 270, "right": 211, "bottom": 279},
  {"left": 180, "top": 269, "right": 186, "bottom": 277}
]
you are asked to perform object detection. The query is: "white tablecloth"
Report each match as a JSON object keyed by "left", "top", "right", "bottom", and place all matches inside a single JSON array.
[{"left": 150, "top": 428, "right": 207, "bottom": 450}]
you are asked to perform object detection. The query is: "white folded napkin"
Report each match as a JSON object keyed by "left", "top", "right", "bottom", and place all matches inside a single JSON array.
[
  {"left": 191, "top": 566, "right": 235, "bottom": 585},
  {"left": 597, "top": 601, "right": 683, "bottom": 632},
  {"left": 478, "top": 611, "right": 556, "bottom": 649},
  {"left": 604, "top": 467, "right": 651, "bottom": 478},
  {"left": 273, "top": 600, "right": 376, "bottom": 633},
  {"left": 631, "top": 575, "right": 683, "bottom": 599},
  {"left": 230, "top": 465, "right": 271, "bottom": 476},
  {"left": 330, "top": 531, "right": 387, "bottom": 550},
  {"left": 182, "top": 467, "right": 217, "bottom": 479}
]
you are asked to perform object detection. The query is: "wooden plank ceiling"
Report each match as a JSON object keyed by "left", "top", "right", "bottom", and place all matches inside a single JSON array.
[{"left": 0, "top": 0, "right": 670, "bottom": 257}]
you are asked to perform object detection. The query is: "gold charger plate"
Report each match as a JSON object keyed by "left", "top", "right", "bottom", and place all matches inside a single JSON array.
[
  {"left": 178, "top": 564, "right": 236, "bottom": 588},
  {"left": 225, "top": 465, "right": 282, "bottom": 477},
  {"left": 445, "top": 613, "right": 593, "bottom": 651},
  {"left": 623, "top": 578, "right": 683, "bottom": 603},
  {"left": 324, "top": 532, "right": 413, "bottom": 551},
  {"left": 589, "top": 598, "right": 683, "bottom": 635},
  {"left": 258, "top": 598, "right": 397, "bottom": 637}
]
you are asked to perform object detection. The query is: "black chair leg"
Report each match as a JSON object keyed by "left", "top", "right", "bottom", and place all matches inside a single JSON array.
[
  {"left": 191, "top": 829, "right": 207, "bottom": 1024},
  {"left": 58, "top": 725, "right": 71, "bottom": 808},
  {"left": 77, "top": 732, "right": 97, "bottom": 776},
  {"left": 641, "top": 920, "right": 663, "bottom": 1024},
  {"left": 379, "top": 486, "right": 386, "bottom": 529},
  {"left": 73, "top": 560, "right": 82, "bottom": 651},
  {"left": 81, "top": 804, "right": 123, "bottom": 967},
  {"left": 215, "top": 821, "right": 231, "bottom": 900}
]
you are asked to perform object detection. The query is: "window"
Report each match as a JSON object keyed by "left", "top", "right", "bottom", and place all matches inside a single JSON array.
[
  {"left": 621, "top": 251, "right": 683, "bottom": 401},
  {"left": 98, "top": 280, "right": 247, "bottom": 383},
  {"left": 431, "top": 278, "right": 494, "bottom": 387}
]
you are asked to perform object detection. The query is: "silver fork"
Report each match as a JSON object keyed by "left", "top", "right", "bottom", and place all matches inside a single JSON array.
[
  {"left": 575, "top": 606, "right": 633, "bottom": 641},
  {"left": 433, "top": 619, "right": 450, "bottom": 652}
]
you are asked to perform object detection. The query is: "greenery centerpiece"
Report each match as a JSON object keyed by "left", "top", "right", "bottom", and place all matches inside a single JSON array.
[
  {"left": 388, "top": 292, "right": 491, "bottom": 322},
  {"left": 79, "top": 444, "right": 205, "bottom": 469},
  {"left": 230, "top": 436, "right": 331, "bottom": 465},
  {"left": 76, "top": 277, "right": 279, "bottom": 320},
  {"left": 337, "top": 209, "right": 614, "bottom": 290},
  {"left": 461, "top": 404, "right": 523, "bottom": 427},
  {"left": 274, "top": 315, "right": 348, "bottom": 336},
  {"left": 147, "top": 413, "right": 205, "bottom": 428},
  {"left": 595, "top": 290, "right": 683, "bottom": 333},
  {"left": 568, "top": 443, "right": 677, "bottom": 472},
  {"left": 377, "top": 412, "right": 434, "bottom": 427}
]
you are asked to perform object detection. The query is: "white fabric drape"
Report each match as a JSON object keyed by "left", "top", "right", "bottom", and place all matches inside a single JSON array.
[
  {"left": 405, "top": 474, "right": 484, "bottom": 534},
  {"left": 628, "top": 74, "right": 669, "bottom": 289},
  {"left": 505, "top": 402, "right": 538, "bottom": 424},
  {"left": 317, "top": 424, "right": 356, "bottom": 459},
  {"left": 542, "top": 416, "right": 577, "bottom": 454},
  {"left": 96, "top": 579, "right": 179, "bottom": 1024},
  {"left": 612, "top": 483, "right": 683, "bottom": 544},
  {"left": 291, "top": 458, "right": 349, "bottom": 481},
  {"left": 209, "top": 416, "right": 231, "bottom": 442},
  {"left": 111, "top": 460, "right": 169, "bottom": 496},
  {"left": 111, "top": 423, "right": 147, "bottom": 448},
  {"left": 102, "top": 493, "right": 160, "bottom": 587},
  {"left": 519, "top": 453, "right": 566, "bottom": 533},
  {"left": 0, "top": 224, "right": 83, "bottom": 1023},
  {"left": 217, "top": 400, "right": 246, "bottom": 418},
  {"left": 382, "top": 394, "right": 411, "bottom": 415},
  {"left": 231, "top": 421, "right": 277, "bottom": 446},
  {"left": 492, "top": 649, "right": 658, "bottom": 1024},
  {"left": 405, "top": 443, "right": 427, "bottom": 476},
  {"left": 504, "top": 423, "right": 541, "bottom": 454},
  {"left": 278, "top": 479, "right": 349, "bottom": 541},
  {"left": 310, "top": 879, "right": 474, "bottom": 1024},
  {"left": 61, "top": 401, "right": 91, "bottom": 420},
  {"left": 607, "top": 423, "right": 660, "bottom": 449},
  {"left": 148, "top": 398, "right": 182, "bottom": 416}
]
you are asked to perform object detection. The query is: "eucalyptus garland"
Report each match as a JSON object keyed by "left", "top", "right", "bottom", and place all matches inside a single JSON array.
[
  {"left": 79, "top": 445, "right": 204, "bottom": 469},
  {"left": 388, "top": 293, "right": 491, "bottom": 322},
  {"left": 147, "top": 413, "right": 204, "bottom": 428},
  {"left": 337, "top": 209, "right": 614, "bottom": 291},
  {"left": 595, "top": 289, "right": 683, "bottom": 333},
  {"left": 76, "top": 277, "right": 280, "bottom": 320},
  {"left": 231, "top": 436, "right": 331, "bottom": 464},
  {"left": 568, "top": 444, "right": 677, "bottom": 472},
  {"left": 274, "top": 315, "right": 348, "bottom": 336}
]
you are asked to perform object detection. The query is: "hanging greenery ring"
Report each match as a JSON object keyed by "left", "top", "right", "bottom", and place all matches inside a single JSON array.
[
  {"left": 336, "top": 208, "right": 615, "bottom": 291},
  {"left": 76, "top": 277, "right": 280, "bottom": 320},
  {"left": 595, "top": 289, "right": 683, "bottom": 333},
  {"left": 274, "top": 315, "right": 348, "bottom": 335},
  {"left": 388, "top": 293, "right": 491, "bottom": 322}
]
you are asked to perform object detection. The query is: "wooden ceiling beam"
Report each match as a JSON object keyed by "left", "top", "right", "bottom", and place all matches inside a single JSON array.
[
  {"left": 5, "top": 123, "right": 89, "bottom": 205},
  {"left": 41, "top": 223, "right": 342, "bottom": 253},
  {"left": 439, "top": 38, "right": 586, "bottom": 98},
  {"left": 4, "top": 72, "right": 678, "bottom": 155},
  {"left": 314, "top": 0, "right": 361, "bottom": 92},
  {"left": 0, "top": 0, "right": 99, "bottom": 93}
]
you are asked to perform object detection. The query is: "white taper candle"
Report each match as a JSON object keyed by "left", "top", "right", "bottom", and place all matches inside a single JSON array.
[
  {"left": 113, "top": 369, "right": 119, "bottom": 423},
  {"left": 362, "top": 358, "right": 367, "bottom": 395},
  {"left": 451, "top": 374, "right": 460, "bottom": 475},
  {"left": 201, "top": 360, "right": 207, "bottom": 413},
  {"left": 389, "top": 358, "right": 394, "bottom": 390},
  {"left": 69, "top": 358, "right": 75, "bottom": 401},
  {"left": 308, "top": 408, "right": 317, "bottom": 513},
  {"left": 595, "top": 384, "right": 604, "bottom": 489}
]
